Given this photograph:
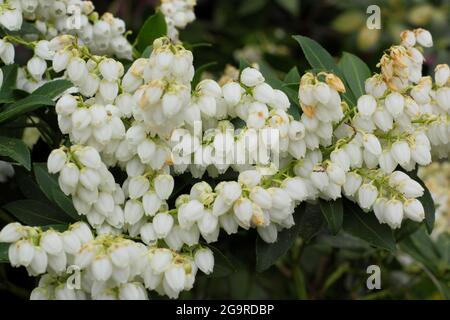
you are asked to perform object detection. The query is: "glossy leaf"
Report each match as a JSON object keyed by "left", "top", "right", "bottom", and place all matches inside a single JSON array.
[
  {"left": 134, "top": 11, "right": 167, "bottom": 53},
  {"left": 256, "top": 204, "right": 307, "bottom": 271},
  {"left": 0, "top": 95, "right": 54, "bottom": 123},
  {"left": 339, "top": 52, "right": 371, "bottom": 99},
  {"left": 342, "top": 200, "right": 396, "bottom": 252},
  {"left": 34, "top": 163, "right": 79, "bottom": 220},
  {"left": 319, "top": 198, "right": 343, "bottom": 235},
  {"left": 0, "top": 136, "right": 30, "bottom": 170},
  {"left": 3, "top": 199, "right": 74, "bottom": 225}
]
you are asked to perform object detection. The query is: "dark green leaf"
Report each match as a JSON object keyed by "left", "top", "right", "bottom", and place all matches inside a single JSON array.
[
  {"left": 0, "top": 136, "right": 30, "bottom": 170},
  {"left": 134, "top": 11, "right": 167, "bottom": 53},
  {"left": 41, "top": 224, "right": 69, "bottom": 232},
  {"left": 32, "top": 80, "right": 72, "bottom": 99},
  {"left": 3, "top": 199, "right": 74, "bottom": 225},
  {"left": 343, "top": 200, "right": 396, "bottom": 252},
  {"left": 293, "top": 35, "right": 342, "bottom": 77},
  {"left": 239, "top": 58, "right": 251, "bottom": 72},
  {"left": 292, "top": 35, "right": 356, "bottom": 105},
  {"left": 395, "top": 220, "right": 422, "bottom": 241},
  {"left": 0, "top": 95, "right": 54, "bottom": 123},
  {"left": 1, "top": 64, "right": 18, "bottom": 91},
  {"left": 418, "top": 182, "right": 435, "bottom": 234},
  {"left": 192, "top": 62, "right": 217, "bottom": 88},
  {"left": 238, "top": 0, "right": 269, "bottom": 16},
  {"left": 207, "top": 245, "right": 236, "bottom": 278},
  {"left": 51, "top": 188, "right": 79, "bottom": 220},
  {"left": 339, "top": 52, "right": 371, "bottom": 99},
  {"left": 15, "top": 168, "right": 47, "bottom": 201},
  {"left": 276, "top": 0, "right": 300, "bottom": 15},
  {"left": 319, "top": 198, "right": 343, "bottom": 235},
  {"left": 34, "top": 163, "right": 79, "bottom": 220},
  {"left": 256, "top": 204, "right": 307, "bottom": 271},
  {"left": 0, "top": 243, "right": 8, "bottom": 263},
  {"left": 297, "top": 204, "right": 324, "bottom": 242},
  {"left": 284, "top": 66, "right": 300, "bottom": 84},
  {"left": 141, "top": 45, "right": 153, "bottom": 58}
]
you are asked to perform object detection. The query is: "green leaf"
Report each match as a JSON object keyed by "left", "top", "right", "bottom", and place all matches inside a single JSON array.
[
  {"left": 292, "top": 35, "right": 356, "bottom": 105},
  {"left": 342, "top": 200, "right": 396, "bottom": 252},
  {"left": 141, "top": 45, "right": 153, "bottom": 58},
  {"left": 192, "top": 62, "right": 217, "bottom": 88},
  {"left": 34, "top": 163, "right": 79, "bottom": 220},
  {"left": 32, "top": 79, "right": 72, "bottom": 99},
  {"left": 417, "top": 180, "right": 435, "bottom": 234},
  {"left": 339, "top": 52, "right": 371, "bottom": 99},
  {"left": 297, "top": 204, "right": 324, "bottom": 242},
  {"left": 0, "top": 243, "right": 8, "bottom": 263},
  {"left": 293, "top": 35, "right": 342, "bottom": 77},
  {"left": 3, "top": 199, "right": 74, "bottom": 225},
  {"left": 0, "top": 136, "right": 30, "bottom": 170},
  {"left": 399, "top": 227, "right": 448, "bottom": 298},
  {"left": 256, "top": 204, "right": 307, "bottom": 271},
  {"left": 15, "top": 168, "right": 48, "bottom": 201},
  {"left": 238, "top": 0, "right": 269, "bottom": 16},
  {"left": 1, "top": 64, "right": 18, "bottom": 92},
  {"left": 0, "top": 95, "right": 54, "bottom": 123},
  {"left": 239, "top": 58, "right": 251, "bottom": 72},
  {"left": 207, "top": 245, "right": 236, "bottom": 278},
  {"left": 276, "top": 0, "right": 300, "bottom": 15},
  {"left": 319, "top": 198, "right": 343, "bottom": 235},
  {"left": 134, "top": 11, "right": 167, "bottom": 53},
  {"left": 284, "top": 66, "right": 300, "bottom": 84}
]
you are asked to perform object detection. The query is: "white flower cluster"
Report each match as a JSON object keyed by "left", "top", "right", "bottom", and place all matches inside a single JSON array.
[
  {"left": 0, "top": 0, "right": 448, "bottom": 299},
  {"left": 0, "top": 0, "right": 133, "bottom": 59},
  {"left": 0, "top": 221, "right": 93, "bottom": 276},
  {"left": 160, "top": 0, "right": 197, "bottom": 41},
  {"left": 0, "top": 221, "right": 214, "bottom": 300},
  {"left": 298, "top": 72, "right": 345, "bottom": 151},
  {"left": 47, "top": 145, "right": 122, "bottom": 231}
]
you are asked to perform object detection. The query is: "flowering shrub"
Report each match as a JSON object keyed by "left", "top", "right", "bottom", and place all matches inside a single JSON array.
[{"left": 0, "top": 0, "right": 448, "bottom": 300}]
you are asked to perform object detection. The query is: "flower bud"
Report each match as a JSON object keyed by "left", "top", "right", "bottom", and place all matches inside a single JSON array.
[
  {"left": 151, "top": 249, "right": 172, "bottom": 274},
  {"left": 194, "top": 248, "right": 214, "bottom": 274},
  {"left": 27, "top": 56, "right": 47, "bottom": 81},
  {"left": 222, "top": 82, "right": 242, "bottom": 106},
  {"left": 153, "top": 213, "right": 174, "bottom": 238},
  {"left": 119, "top": 283, "right": 147, "bottom": 300},
  {"left": 250, "top": 187, "right": 272, "bottom": 209},
  {"left": 403, "top": 199, "right": 425, "bottom": 222},
  {"left": 0, "top": 222, "right": 23, "bottom": 243},
  {"left": 390, "top": 140, "right": 411, "bottom": 167},
  {"left": 92, "top": 256, "right": 113, "bottom": 281},
  {"left": 326, "top": 163, "right": 346, "bottom": 186},
  {"left": 124, "top": 200, "right": 144, "bottom": 225},
  {"left": 362, "top": 134, "right": 382, "bottom": 156},
  {"left": 384, "top": 92, "right": 404, "bottom": 118},
  {"left": 384, "top": 200, "right": 403, "bottom": 229},
  {"left": 164, "top": 264, "right": 186, "bottom": 292},
  {"left": 240, "top": 68, "right": 264, "bottom": 87},
  {"left": 357, "top": 183, "right": 378, "bottom": 210},
  {"left": 40, "top": 230, "right": 63, "bottom": 255},
  {"left": 343, "top": 172, "right": 362, "bottom": 197},
  {"left": 415, "top": 28, "right": 433, "bottom": 47},
  {"left": 310, "top": 170, "right": 329, "bottom": 192},
  {"left": 357, "top": 94, "right": 377, "bottom": 117},
  {"left": 257, "top": 224, "right": 278, "bottom": 243},
  {"left": 74, "top": 147, "right": 102, "bottom": 168},
  {"left": 435, "top": 64, "right": 450, "bottom": 87},
  {"left": 154, "top": 174, "right": 174, "bottom": 200},
  {"left": 128, "top": 176, "right": 150, "bottom": 199}
]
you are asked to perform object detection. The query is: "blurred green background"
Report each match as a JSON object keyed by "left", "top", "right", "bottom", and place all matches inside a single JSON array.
[{"left": 0, "top": 0, "right": 449, "bottom": 300}]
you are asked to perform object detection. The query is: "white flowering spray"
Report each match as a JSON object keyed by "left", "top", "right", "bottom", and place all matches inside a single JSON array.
[{"left": 0, "top": 0, "right": 447, "bottom": 300}]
